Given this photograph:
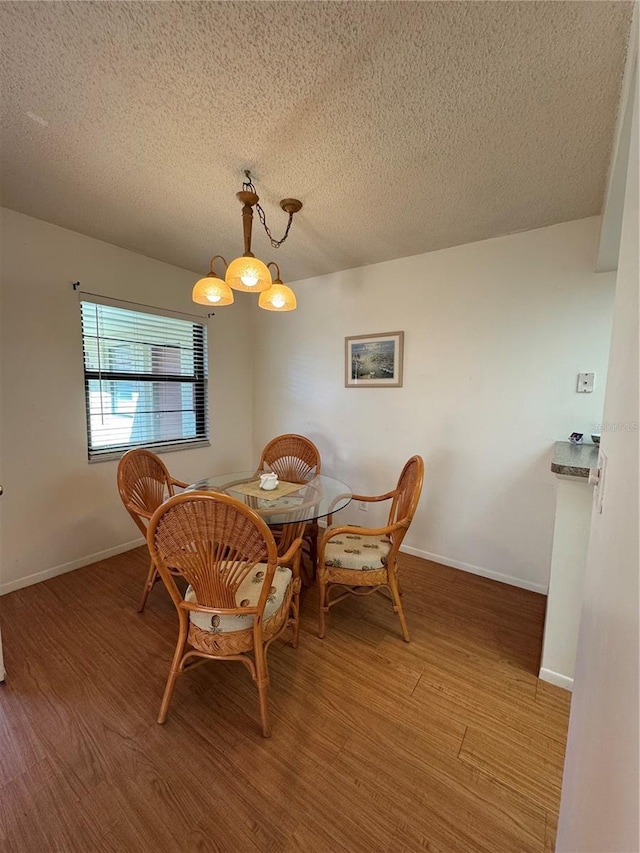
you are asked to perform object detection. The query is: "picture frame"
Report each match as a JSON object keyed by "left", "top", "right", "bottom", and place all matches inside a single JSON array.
[{"left": 345, "top": 331, "right": 404, "bottom": 388}]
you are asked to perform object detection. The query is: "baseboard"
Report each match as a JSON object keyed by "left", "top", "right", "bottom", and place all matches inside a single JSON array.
[
  {"left": 399, "top": 544, "right": 549, "bottom": 595},
  {"left": 1, "top": 536, "right": 548, "bottom": 598},
  {"left": 318, "top": 522, "right": 548, "bottom": 594},
  {"left": 539, "top": 667, "right": 574, "bottom": 692},
  {"left": 0, "top": 537, "right": 146, "bottom": 596}
]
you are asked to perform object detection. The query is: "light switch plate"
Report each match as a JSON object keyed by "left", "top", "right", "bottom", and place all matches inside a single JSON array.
[{"left": 577, "top": 372, "right": 594, "bottom": 393}]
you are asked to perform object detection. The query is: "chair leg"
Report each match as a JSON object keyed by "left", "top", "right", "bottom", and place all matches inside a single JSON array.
[
  {"left": 254, "top": 642, "right": 271, "bottom": 738},
  {"left": 308, "top": 523, "right": 319, "bottom": 579},
  {"left": 388, "top": 574, "right": 410, "bottom": 643},
  {"left": 157, "top": 621, "right": 188, "bottom": 724},
  {"left": 292, "top": 587, "right": 301, "bottom": 650},
  {"left": 318, "top": 579, "right": 328, "bottom": 639},
  {"left": 138, "top": 558, "right": 158, "bottom": 613}
]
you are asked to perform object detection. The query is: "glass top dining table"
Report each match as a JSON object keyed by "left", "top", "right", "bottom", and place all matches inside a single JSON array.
[{"left": 185, "top": 471, "right": 352, "bottom": 528}]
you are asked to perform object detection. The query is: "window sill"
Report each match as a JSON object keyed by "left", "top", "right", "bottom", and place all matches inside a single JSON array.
[{"left": 88, "top": 440, "right": 211, "bottom": 463}]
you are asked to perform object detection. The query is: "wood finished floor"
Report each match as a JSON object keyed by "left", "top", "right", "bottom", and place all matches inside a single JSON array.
[{"left": 0, "top": 548, "right": 571, "bottom": 853}]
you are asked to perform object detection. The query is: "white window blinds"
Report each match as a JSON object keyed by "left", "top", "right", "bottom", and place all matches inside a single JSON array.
[{"left": 80, "top": 299, "right": 208, "bottom": 460}]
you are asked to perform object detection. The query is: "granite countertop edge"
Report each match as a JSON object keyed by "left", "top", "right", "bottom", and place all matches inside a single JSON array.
[{"left": 551, "top": 441, "right": 599, "bottom": 479}]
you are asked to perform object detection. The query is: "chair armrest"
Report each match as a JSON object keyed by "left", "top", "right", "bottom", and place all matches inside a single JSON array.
[
  {"left": 351, "top": 489, "right": 396, "bottom": 503},
  {"left": 278, "top": 537, "right": 304, "bottom": 580},
  {"left": 325, "top": 490, "right": 355, "bottom": 527},
  {"left": 320, "top": 520, "right": 406, "bottom": 548},
  {"left": 126, "top": 502, "right": 152, "bottom": 521},
  {"left": 180, "top": 600, "right": 259, "bottom": 616},
  {"left": 170, "top": 477, "right": 189, "bottom": 490},
  {"left": 326, "top": 488, "right": 396, "bottom": 526}
]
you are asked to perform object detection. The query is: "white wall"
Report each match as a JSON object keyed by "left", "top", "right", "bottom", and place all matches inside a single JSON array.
[
  {"left": 556, "top": 55, "right": 639, "bottom": 853},
  {"left": 0, "top": 211, "right": 618, "bottom": 597},
  {"left": 253, "top": 217, "right": 615, "bottom": 592},
  {"left": 0, "top": 208, "right": 254, "bottom": 593},
  {"left": 539, "top": 477, "right": 594, "bottom": 689}
]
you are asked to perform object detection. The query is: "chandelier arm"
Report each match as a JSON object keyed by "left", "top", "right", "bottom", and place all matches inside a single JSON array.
[
  {"left": 209, "top": 255, "right": 228, "bottom": 275},
  {"left": 266, "top": 261, "right": 281, "bottom": 281}
]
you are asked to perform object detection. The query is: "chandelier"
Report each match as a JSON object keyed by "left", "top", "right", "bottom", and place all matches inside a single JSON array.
[{"left": 192, "top": 171, "right": 302, "bottom": 312}]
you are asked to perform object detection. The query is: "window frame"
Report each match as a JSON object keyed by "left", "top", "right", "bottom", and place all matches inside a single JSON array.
[{"left": 80, "top": 295, "right": 210, "bottom": 462}]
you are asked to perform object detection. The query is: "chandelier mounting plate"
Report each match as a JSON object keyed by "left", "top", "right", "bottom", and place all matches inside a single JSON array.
[
  {"left": 280, "top": 198, "right": 303, "bottom": 214},
  {"left": 236, "top": 190, "right": 259, "bottom": 206}
]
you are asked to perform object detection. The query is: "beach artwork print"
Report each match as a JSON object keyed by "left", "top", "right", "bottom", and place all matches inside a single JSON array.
[{"left": 345, "top": 331, "right": 404, "bottom": 387}]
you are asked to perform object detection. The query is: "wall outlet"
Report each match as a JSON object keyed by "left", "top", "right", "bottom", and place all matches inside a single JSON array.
[
  {"left": 358, "top": 501, "right": 368, "bottom": 511},
  {"left": 577, "top": 372, "right": 594, "bottom": 393}
]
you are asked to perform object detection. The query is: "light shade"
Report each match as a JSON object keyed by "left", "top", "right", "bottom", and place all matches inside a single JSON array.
[
  {"left": 226, "top": 254, "right": 272, "bottom": 292},
  {"left": 192, "top": 274, "right": 234, "bottom": 306},
  {"left": 259, "top": 281, "right": 297, "bottom": 312}
]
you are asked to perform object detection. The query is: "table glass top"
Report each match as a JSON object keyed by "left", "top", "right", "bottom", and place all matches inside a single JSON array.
[{"left": 186, "top": 471, "right": 352, "bottom": 526}]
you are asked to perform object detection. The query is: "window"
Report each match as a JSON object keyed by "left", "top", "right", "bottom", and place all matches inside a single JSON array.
[{"left": 80, "top": 298, "right": 208, "bottom": 460}]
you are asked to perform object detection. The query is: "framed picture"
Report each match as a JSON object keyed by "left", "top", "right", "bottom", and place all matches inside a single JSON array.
[{"left": 345, "top": 331, "right": 404, "bottom": 388}]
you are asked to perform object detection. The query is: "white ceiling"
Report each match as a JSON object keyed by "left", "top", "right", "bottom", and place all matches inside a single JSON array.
[{"left": 0, "top": 1, "right": 633, "bottom": 283}]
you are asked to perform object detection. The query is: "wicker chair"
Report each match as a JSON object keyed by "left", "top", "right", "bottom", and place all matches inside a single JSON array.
[
  {"left": 317, "top": 455, "right": 424, "bottom": 642},
  {"left": 256, "top": 434, "right": 322, "bottom": 573},
  {"left": 117, "top": 448, "right": 188, "bottom": 612},
  {"left": 147, "top": 492, "right": 302, "bottom": 737}
]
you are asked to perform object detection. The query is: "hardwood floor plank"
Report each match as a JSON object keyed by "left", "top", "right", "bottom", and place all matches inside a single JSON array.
[
  {"left": 0, "top": 546, "right": 569, "bottom": 852},
  {"left": 0, "top": 685, "right": 46, "bottom": 790},
  {"left": 545, "top": 810, "right": 559, "bottom": 853},
  {"left": 0, "top": 757, "right": 110, "bottom": 852},
  {"left": 283, "top": 814, "right": 366, "bottom": 853},
  {"left": 459, "top": 724, "right": 566, "bottom": 813},
  {"left": 411, "top": 663, "right": 569, "bottom": 747},
  {"left": 333, "top": 732, "right": 546, "bottom": 853},
  {"left": 535, "top": 677, "right": 573, "bottom": 736}
]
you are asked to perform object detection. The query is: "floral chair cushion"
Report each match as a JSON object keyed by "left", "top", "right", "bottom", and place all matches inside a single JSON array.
[
  {"left": 323, "top": 530, "right": 392, "bottom": 571},
  {"left": 185, "top": 564, "right": 292, "bottom": 634}
]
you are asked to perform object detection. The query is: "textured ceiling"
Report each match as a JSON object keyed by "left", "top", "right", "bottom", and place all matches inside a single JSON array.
[{"left": 0, "top": 1, "right": 633, "bottom": 282}]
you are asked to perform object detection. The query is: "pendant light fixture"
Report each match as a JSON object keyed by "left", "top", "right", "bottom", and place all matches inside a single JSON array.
[
  {"left": 259, "top": 263, "right": 297, "bottom": 311},
  {"left": 191, "top": 255, "right": 234, "bottom": 306},
  {"left": 192, "top": 171, "right": 302, "bottom": 311}
]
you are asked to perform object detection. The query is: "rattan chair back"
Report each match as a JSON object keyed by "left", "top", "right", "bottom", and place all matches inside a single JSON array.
[
  {"left": 117, "top": 448, "right": 179, "bottom": 534},
  {"left": 387, "top": 455, "right": 425, "bottom": 539},
  {"left": 147, "top": 491, "right": 299, "bottom": 736},
  {"left": 148, "top": 491, "right": 279, "bottom": 614},
  {"left": 258, "top": 434, "right": 321, "bottom": 483},
  {"left": 117, "top": 448, "right": 189, "bottom": 612}
]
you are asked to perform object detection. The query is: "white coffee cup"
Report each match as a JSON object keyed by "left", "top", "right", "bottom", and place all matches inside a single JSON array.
[{"left": 259, "top": 472, "right": 279, "bottom": 491}]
